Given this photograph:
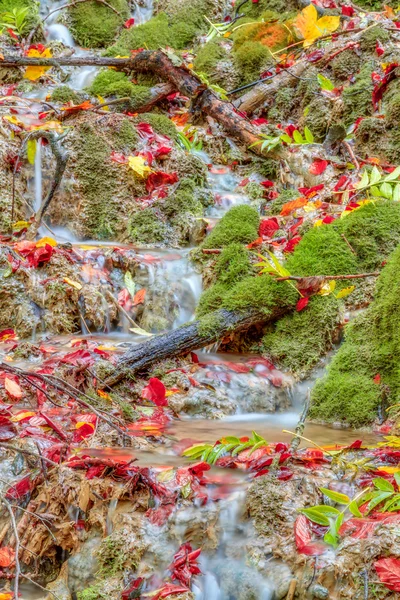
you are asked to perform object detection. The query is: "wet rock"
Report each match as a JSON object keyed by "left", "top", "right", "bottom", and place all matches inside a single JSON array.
[
  {"left": 310, "top": 584, "right": 330, "bottom": 599},
  {"left": 168, "top": 386, "right": 236, "bottom": 418},
  {"left": 67, "top": 536, "right": 102, "bottom": 592},
  {"left": 45, "top": 562, "right": 71, "bottom": 600}
]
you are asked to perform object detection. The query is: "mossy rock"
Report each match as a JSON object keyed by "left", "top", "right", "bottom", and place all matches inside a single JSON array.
[
  {"left": 310, "top": 244, "right": 400, "bottom": 426},
  {"left": 129, "top": 207, "right": 169, "bottom": 244},
  {"left": 304, "top": 97, "right": 331, "bottom": 142},
  {"left": 68, "top": 0, "right": 129, "bottom": 47},
  {"left": 89, "top": 70, "right": 153, "bottom": 111},
  {"left": 354, "top": 117, "right": 387, "bottom": 161},
  {"left": 51, "top": 85, "right": 82, "bottom": 104},
  {"left": 193, "top": 40, "right": 229, "bottom": 83},
  {"left": 342, "top": 61, "right": 376, "bottom": 127},
  {"left": 105, "top": 0, "right": 210, "bottom": 56},
  {"left": 330, "top": 49, "right": 361, "bottom": 81},
  {"left": 201, "top": 205, "right": 260, "bottom": 249},
  {"left": 133, "top": 112, "right": 178, "bottom": 140},
  {"left": 263, "top": 188, "right": 298, "bottom": 216},
  {"left": 240, "top": 0, "right": 297, "bottom": 17},
  {"left": 268, "top": 86, "right": 296, "bottom": 123},
  {"left": 233, "top": 41, "right": 274, "bottom": 85}
]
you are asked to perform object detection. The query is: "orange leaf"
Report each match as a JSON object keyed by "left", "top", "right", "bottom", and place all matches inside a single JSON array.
[
  {"left": 0, "top": 546, "right": 15, "bottom": 567},
  {"left": 133, "top": 288, "right": 146, "bottom": 306},
  {"left": 61, "top": 101, "right": 94, "bottom": 114},
  {"left": 280, "top": 197, "right": 308, "bottom": 216},
  {"left": 24, "top": 47, "right": 52, "bottom": 81},
  {"left": 0, "top": 592, "right": 13, "bottom": 599},
  {"left": 4, "top": 378, "right": 23, "bottom": 399}
]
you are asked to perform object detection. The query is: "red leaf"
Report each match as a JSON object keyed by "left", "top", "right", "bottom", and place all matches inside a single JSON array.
[
  {"left": 251, "top": 118, "right": 268, "bottom": 126},
  {"left": 296, "top": 297, "right": 309, "bottom": 311},
  {"left": 260, "top": 180, "right": 274, "bottom": 188},
  {"left": 5, "top": 475, "right": 31, "bottom": 500},
  {"left": 375, "top": 557, "right": 400, "bottom": 591},
  {"left": 341, "top": 4, "right": 354, "bottom": 15},
  {"left": 298, "top": 184, "right": 324, "bottom": 196},
  {"left": 133, "top": 288, "right": 146, "bottom": 306},
  {"left": 246, "top": 237, "right": 262, "bottom": 249},
  {"left": 259, "top": 217, "right": 279, "bottom": 238},
  {"left": 0, "top": 329, "right": 16, "bottom": 341},
  {"left": 153, "top": 584, "right": 190, "bottom": 600},
  {"left": 110, "top": 151, "right": 127, "bottom": 164},
  {"left": 0, "top": 546, "right": 15, "bottom": 567},
  {"left": 283, "top": 236, "right": 301, "bottom": 253},
  {"left": 309, "top": 159, "right": 328, "bottom": 175},
  {"left": 7, "top": 28, "right": 19, "bottom": 40},
  {"left": 145, "top": 171, "right": 179, "bottom": 193},
  {"left": 374, "top": 373, "right": 381, "bottom": 383},
  {"left": 60, "top": 349, "right": 95, "bottom": 368},
  {"left": 124, "top": 17, "right": 135, "bottom": 28},
  {"left": 4, "top": 377, "right": 22, "bottom": 399},
  {"left": 142, "top": 378, "right": 167, "bottom": 406},
  {"left": 372, "top": 63, "right": 399, "bottom": 109},
  {"left": 376, "top": 40, "right": 385, "bottom": 57}
]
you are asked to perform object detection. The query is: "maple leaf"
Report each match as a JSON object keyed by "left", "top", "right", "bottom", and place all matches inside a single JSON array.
[
  {"left": 293, "top": 4, "right": 340, "bottom": 47},
  {"left": 127, "top": 155, "right": 152, "bottom": 178},
  {"left": 375, "top": 557, "right": 400, "bottom": 591},
  {"left": 24, "top": 46, "right": 53, "bottom": 81}
]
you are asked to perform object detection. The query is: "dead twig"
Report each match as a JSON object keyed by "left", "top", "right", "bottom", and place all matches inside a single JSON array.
[
  {"left": 342, "top": 140, "right": 360, "bottom": 171},
  {"left": 276, "top": 272, "right": 379, "bottom": 282},
  {"left": 2, "top": 499, "right": 20, "bottom": 599},
  {"left": 0, "top": 443, "right": 60, "bottom": 467},
  {"left": 286, "top": 579, "right": 297, "bottom": 600},
  {"left": 341, "top": 233, "right": 357, "bottom": 255},
  {"left": 290, "top": 392, "right": 310, "bottom": 453}
]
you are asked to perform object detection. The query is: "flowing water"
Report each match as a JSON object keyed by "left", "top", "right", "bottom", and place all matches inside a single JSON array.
[{"left": 13, "top": 4, "right": 383, "bottom": 598}]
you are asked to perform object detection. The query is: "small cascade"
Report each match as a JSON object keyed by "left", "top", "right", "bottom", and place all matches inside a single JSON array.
[
  {"left": 132, "top": 0, "right": 154, "bottom": 24},
  {"left": 45, "top": 23, "right": 75, "bottom": 46}
]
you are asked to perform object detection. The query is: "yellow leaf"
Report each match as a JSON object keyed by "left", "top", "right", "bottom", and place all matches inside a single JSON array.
[
  {"left": 27, "top": 138, "right": 36, "bottom": 165},
  {"left": 31, "top": 120, "right": 63, "bottom": 133},
  {"left": 24, "top": 47, "right": 53, "bottom": 81},
  {"left": 335, "top": 285, "right": 355, "bottom": 299},
  {"left": 63, "top": 277, "right": 82, "bottom": 290},
  {"left": 76, "top": 421, "right": 95, "bottom": 430},
  {"left": 127, "top": 155, "right": 152, "bottom": 178},
  {"left": 318, "top": 280, "right": 336, "bottom": 296},
  {"left": 96, "top": 345, "right": 117, "bottom": 351},
  {"left": 97, "top": 389, "right": 111, "bottom": 400},
  {"left": 36, "top": 236, "right": 57, "bottom": 248},
  {"left": 12, "top": 220, "right": 31, "bottom": 232},
  {"left": 376, "top": 466, "right": 400, "bottom": 473},
  {"left": 157, "top": 467, "right": 174, "bottom": 482},
  {"left": 4, "top": 115, "right": 22, "bottom": 126},
  {"left": 293, "top": 4, "right": 340, "bottom": 47},
  {"left": 97, "top": 95, "right": 109, "bottom": 111},
  {"left": 11, "top": 411, "right": 35, "bottom": 422},
  {"left": 314, "top": 219, "right": 323, "bottom": 227}
]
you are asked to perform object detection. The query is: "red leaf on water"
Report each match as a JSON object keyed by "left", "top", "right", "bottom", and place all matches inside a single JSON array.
[
  {"left": 375, "top": 557, "right": 400, "bottom": 591},
  {"left": 309, "top": 159, "right": 328, "bottom": 175},
  {"left": 142, "top": 378, "right": 167, "bottom": 406},
  {"left": 133, "top": 288, "right": 146, "bottom": 306},
  {"left": 296, "top": 297, "right": 309, "bottom": 311},
  {"left": 0, "top": 546, "right": 15, "bottom": 567},
  {"left": 4, "top": 378, "right": 22, "bottom": 399},
  {"left": 124, "top": 17, "right": 135, "bottom": 28},
  {"left": 60, "top": 349, "right": 95, "bottom": 368}
]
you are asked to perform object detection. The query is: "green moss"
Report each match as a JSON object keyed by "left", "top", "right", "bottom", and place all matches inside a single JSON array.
[
  {"left": 330, "top": 49, "right": 361, "bottom": 81},
  {"left": 77, "top": 585, "right": 107, "bottom": 600},
  {"left": 311, "top": 243, "right": 400, "bottom": 426},
  {"left": 68, "top": 0, "right": 129, "bottom": 48},
  {"left": 286, "top": 227, "right": 359, "bottom": 276},
  {"left": 233, "top": 41, "right": 273, "bottom": 85},
  {"left": 354, "top": 117, "right": 387, "bottom": 160},
  {"left": 105, "top": 1, "right": 209, "bottom": 56},
  {"left": 215, "top": 243, "right": 253, "bottom": 285},
  {"left": 112, "top": 119, "right": 139, "bottom": 151},
  {"left": 50, "top": 85, "right": 81, "bottom": 104},
  {"left": 129, "top": 207, "right": 168, "bottom": 244},
  {"left": 162, "top": 179, "right": 202, "bottom": 217},
  {"left": 263, "top": 188, "right": 298, "bottom": 216},
  {"left": 342, "top": 62, "right": 375, "bottom": 127},
  {"left": 334, "top": 200, "right": 400, "bottom": 271},
  {"left": 221, "top": 274, "right": 298, "bottom": 313},
  {"left": 263, "top": 295, "right": 341, "bottom": 374},
  {"left": 197, "top": 311, "right": 225, "bottom": 336},
  {"left": 240, "top": 0, "right": 296, "bottom": 17},
  {"left": 74, "top": 123, "right": 120, "bottom": 239},
  {"left": 133, "top": 113, "right": 178, "bottom": 140},
  {"left": 359, "top": 25, "right": 389, "bottom": 53},
  {"left": 201, "top": 205, "right": 260, "bottom": 249},
  {"left": 193, "top": 40, "right": 228, "bottom": 81},
  {"left": 268, "top": 86, "right": 296, "bottom": 122},
  {"left": 354, "top": 0, "right": 396, "bottom": 7},
  {"left": 304, "top": 97, "right": 331, "bottom": 142},
  {"left": 89, "top": 70, "right": 152, "bottom": 111}
]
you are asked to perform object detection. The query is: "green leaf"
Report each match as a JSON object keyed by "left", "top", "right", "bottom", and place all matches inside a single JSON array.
[
  {"left": 264, "top": 249, "right": 291, "bottom": 278},
  {"left": 380, "top": 182, "right": 393, "bottom": 199},
  {"left": 381, "top": 495, "right": 400, "bottom": 512},
  {"left": 373, "top": 477, "right": 395, "bottom": 492},
  {"left": 355, "top": 170, "right": 369, "bottom": 189},
  {"left": 323, "top": 512, "right": 344, "bottom": 548},
  {"left": 393, "top": 183, "right": 400, "bottom": 202},
  {"left": 231, "top": 441, "right": 253, "bottom": 456},
  {"left": 394, "top": 472, "right": 400, "bottom": 489},
  {"left": 384, "top": 165, "right": 400, "bottom": 182},
  {"left": 181, "top": 481, "right": 192, "bottom": 498},
  {"left": 317, "top": 73, "right": 334, "bottom": 91},
  {"left": 366, "top": 491, "right": 393, "bottom": 514},
  {"left": 292, "top": 130, "right": 304, "bottom": 144},
  {"left": 370, "top": 185, "right": 383, "bottom": 197},
  {"left": 319, "top": 487, "right": 350, "bottom": 505},
  {"left": 304, "top": 126, "right": 314, "bottom": 143},
  {"left": 280, "top": 133, "right": 293, "bottom": 144},
  {"left": 183, "top": 444, "right": 211, "bottom": 457},
  {"left": 299, "top": 505, "right": 340, "bottom": 526},
  {"left": 27, "top": 138, "right": 36, "bottom": 165},
  {"left": 124, "top": 271, "right": 135, "bottom": 300},
  {"left": 348, "top": 500, "right": 363, "bottom": 518},
  {"left": 369, "top": 166, "right": 382, "bottom": 186}
]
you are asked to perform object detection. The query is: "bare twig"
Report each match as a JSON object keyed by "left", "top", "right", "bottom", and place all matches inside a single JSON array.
[
  {"left": 2, "top": 499, "right": 20, "bottom": 599},
  {"left": 342, "top": 140, "right": 360, "bottom": 171},
  {"left": 341, "top": 233, "right": 357, "bottom": 255},
  {"left": 290, "top": 392, "right": 310, "bottom": 453},
  {"left": 201, "top": 248, "right": 222, "bottom": 254},
  {"left": 286, "top": 579, "right": 297, "bottom": 600},
  {"left": 0, "top": 443, "right": 60, "bottom": 467},
  {"left": 276, "top": 272, "right": 379, "bottom": 282}
]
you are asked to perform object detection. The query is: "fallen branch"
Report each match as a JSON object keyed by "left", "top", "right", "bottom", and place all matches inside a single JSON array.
[
  {"left": 1, "top": 52, "right": 280, "bottom": 157},
  {"left": 106, "top": 308, "right": 270, "bottom": 385},
  {"left": 21, "top": 131, "right": 69, "bottom": 240},
  {"left": 3, "top": 499, "right": 20, "bottom": 599},
  {"left": 276, "top": 272, "right": 379, "bottom": 282}
]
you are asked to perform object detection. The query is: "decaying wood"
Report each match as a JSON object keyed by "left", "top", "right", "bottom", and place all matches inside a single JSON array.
[
  {"left": 2, "top": 52, "right": 281, "bottom": 158},
  {"left": 106, "top": 308, "right": 270, "bottom": 385}
]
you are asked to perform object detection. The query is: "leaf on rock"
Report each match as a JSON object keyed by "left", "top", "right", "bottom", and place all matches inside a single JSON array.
[
  {"left": 128, "top": 155, "right": 152, "bottom": 178},
  {"left": 142, "top": 378, "right": 167, "bottom": 406},
  {"left": 293, "top": 4, "right": 340, "bottom": 47},
  {"left": 133, "top": 288, "right": 146, "bottom": 306},
  {"left": 280, "top": 197, "right": 308, "bottom": 216},
  {"left": 309, "top": 159, "right": 328, "bottom": 175},
  {"left": 296, "top": 297, "right": 309, "bottom": 311},
  {"left": 335, "top": 285, "right": 355, "bottom": 299},
  {"left": 0, "top": 546, "right": 15, "bottom": 568},
  {"left": 24, "top": 46, "right": 53, "bottom": 81}
]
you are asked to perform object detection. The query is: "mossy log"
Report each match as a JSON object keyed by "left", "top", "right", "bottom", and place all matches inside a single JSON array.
[
  {"left": 107, "top": 308, "right": 269, "bottom": 384},
  {"left": 1, "top": 52, "right": 279, "bottom": 158}
]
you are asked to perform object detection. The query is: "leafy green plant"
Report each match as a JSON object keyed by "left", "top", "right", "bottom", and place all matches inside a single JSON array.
[
  {"left": 0, "top": 7, "right": 30, "bottom": 36},
  {"left": 177, "top": 130, "right": 203, "bottom": 152},
  {"left": 254, "top": 250, "right": 299, "bottom": 293},
  {"left": 250, "top": 133, "right": 282, "bottom": 153},
  {"left": 204, "top": 16, "right": 232, "bottom": 42},
  {"left": 183, "top": 431, "right": 268, "bottom": 464},
  {"left": 361, "top": 474, "right": 400, "bottom": 514},
  {"left": 192, "top": 70, "right": 228, "bottom": 100},
  {"left": 354, "top": 165, "right": 400, "bottom": 200},
  {"left": 317, "top": 73, "right": 335, "bottom": 91},
  {"left": 280, "top": 126, "right": 315, "bottom": 145}
]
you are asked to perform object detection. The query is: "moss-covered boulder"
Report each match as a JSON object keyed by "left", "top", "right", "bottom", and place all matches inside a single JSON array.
[
  {"left": 201, "top": 205, "right": 260, "bottom": 249},
  {"left": 311, "top": 243, "right": 400, "bottom": 426},
  {"left": 51, "top": 85, "right": 82, "bottom": 104},
  {"left": 68, "top": 0, "right": 129, "bottom": 48}
]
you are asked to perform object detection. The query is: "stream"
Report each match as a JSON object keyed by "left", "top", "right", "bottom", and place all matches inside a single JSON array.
[{"left": 5, "top": 2, "right": 385, "bottom": 599}]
